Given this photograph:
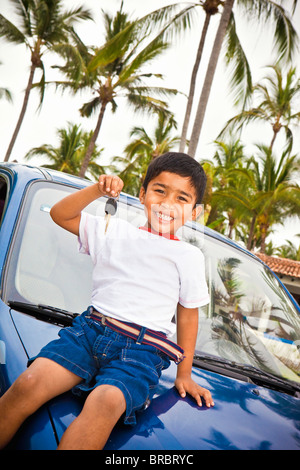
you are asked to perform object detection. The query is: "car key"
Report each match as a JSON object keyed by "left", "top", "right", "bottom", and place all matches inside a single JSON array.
[{"left": 104, "top": 197, "right": 118, "bottom": 233}]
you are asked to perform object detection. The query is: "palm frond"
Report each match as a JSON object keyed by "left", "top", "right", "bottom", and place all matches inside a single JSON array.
[
  {"left": 87, "top": 22, "right": 137, "bottom": 72},
  {"left": 272, "top": 2, "right": 298, "bottom": 63},
  {"left": 224, "top": 12, "right": 252, "bottom": 107},
  {"left": 79, "top": 96, "right": 101, "bottom": 117},
  {"left": 121, "top": 84, "right": 178, "bottom": 99},
  {"left": 60, "top": 6, "right": 93, "bottom": 26},
  {"left": 117, "top": 38, "right": 169, "bottom": 84},
  {"left": 11, "top": 0, "right": 32, "bottom": 37},
  {"left": 25, "top": 144, "right": 59, "bottom": 161},
  {"left": 239, "top": 0, "right": 299, "bottom": 63},
  {"left": 218, "top": 107, "right": 268, "bottom": 137},
  {"left": 33, "top": 59, "right": 46, "bottom": 109},
  {"left": 125, "top": 91, "right": 171, "bottom": 116},
  {"left": 34, "top": 2, "right": 92, "bottom": 45},
  {"left": 0, "top": 86, "right": 13, "bottom": 102},
  {"left": 137, "top": 3, "right": 199, "bottom": 41},
  {"left": 52, "top": 42, "right": 93, "bottom": 88},
  {"left": 0, "top": 13, "right": 28, "bottom": 45}
]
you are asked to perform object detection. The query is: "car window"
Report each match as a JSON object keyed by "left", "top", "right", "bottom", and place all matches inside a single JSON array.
[
  {"left": 5, "top": 183, "right": 95, "bottom": 312},
  {"left": 4, "top": 183, "right": 146, "bottom": 313},
  {"left": 4, "top": 181, "right": 300, "bottom": 385}
]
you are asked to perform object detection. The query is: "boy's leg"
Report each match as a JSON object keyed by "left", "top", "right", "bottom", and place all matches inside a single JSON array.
[
  {"left": 0, "top": 357, "right": 82, "bottom": 449},
  {"left": 57, "top": 384, "right": 126, "bottom": 450}
]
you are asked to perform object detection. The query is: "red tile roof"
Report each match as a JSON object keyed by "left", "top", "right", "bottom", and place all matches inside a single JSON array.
[{"left": 254, "top": 252, "right": 300, "bottom": 278}]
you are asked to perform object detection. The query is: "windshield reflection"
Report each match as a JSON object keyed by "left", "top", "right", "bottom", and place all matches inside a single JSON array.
[
  {"left": 5, "top": 182, "right": 300, "bottom": 385},
  {"left": 182, "top": 230, "right": 300, "bottom": 384}
]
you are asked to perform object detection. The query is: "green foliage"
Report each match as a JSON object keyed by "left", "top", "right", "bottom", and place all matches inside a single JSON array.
[
  {"left": 220, "top": 64, "right": 300, "bottom": 153},
  {"left": 0, "top": 0, "right": 92, "bottom": 160},
  {"left": 51, "top": 4, "right": 182, "bottom": 176},
  {"left": 24, "top": 122, "right": 105, "bottom": 179},
  {"left": 2, "top": 1, "right": 300, "bottom": 257},
  {"left": 109, "top": 113, "right": 180, "bottom": 196},
  {"left": 275, "top": 236, "right": 300, "bottom": 260},
  {"left": 204, "top": 137, "right": 300, "bottom": 253}
]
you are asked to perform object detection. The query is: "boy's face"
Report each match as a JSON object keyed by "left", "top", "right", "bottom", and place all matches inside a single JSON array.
[{"left": 139, "top": 171, "right": 201, "bottom": 236}]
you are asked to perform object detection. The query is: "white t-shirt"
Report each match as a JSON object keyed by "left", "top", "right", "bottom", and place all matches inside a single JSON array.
[{"left": 78, "top": 212, "right": 209, "bottom": 336}]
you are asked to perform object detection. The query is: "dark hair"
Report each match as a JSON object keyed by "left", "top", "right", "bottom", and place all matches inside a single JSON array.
[{"left": 142, "top": 152, "right": 207, "bottom": 205}]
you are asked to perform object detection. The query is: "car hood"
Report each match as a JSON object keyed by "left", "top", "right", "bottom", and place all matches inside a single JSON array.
[{"left": 11, "top": 309, "right": 300, "bottom": 450}]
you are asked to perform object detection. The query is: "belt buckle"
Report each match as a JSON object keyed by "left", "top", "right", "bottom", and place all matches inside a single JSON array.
[{"left": 92, "top": 307, "right": 106, "bottom": 326}]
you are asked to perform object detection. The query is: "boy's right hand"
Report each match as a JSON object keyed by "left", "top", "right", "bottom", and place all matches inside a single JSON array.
[
  {"left": 50, "top": 174, "right": 124, "bottom": 236},
  {"left": 98, "top": 175, "right": 124, "bottom": 198}
]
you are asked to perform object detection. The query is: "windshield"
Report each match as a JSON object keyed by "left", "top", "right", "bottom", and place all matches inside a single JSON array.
[
  {"left": 188, "top": 231, "right": 300, "bottom": 385},
  {"left": 4, "top": 181, "right": 300, "bottom": 385}
]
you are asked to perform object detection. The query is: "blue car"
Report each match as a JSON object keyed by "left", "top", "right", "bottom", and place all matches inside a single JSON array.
[{"left": 0, "top": 162, "right": 300, "bottom": 450}]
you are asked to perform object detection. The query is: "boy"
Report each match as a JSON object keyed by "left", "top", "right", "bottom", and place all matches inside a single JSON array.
[{"left": 0, "top": 152, "right": 214, "bottom": 450}]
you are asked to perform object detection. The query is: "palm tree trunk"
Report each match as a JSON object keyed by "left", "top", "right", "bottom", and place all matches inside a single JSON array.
[
  {"left": 79, "top": 101, "right": 107, "bottom": 178},
  {"left": 259, "top": 221, "right": 269, "bottom": 254},
  {"left": 188, "top": 0, "right": 235, "bottom": 158},
  {"left": 247, "top": 214, "right": 256, "bottom": 250},
  {"left": 4, "top": 63, "right": 36, "bottom": 162},
  {"left": 269, "top": 131, "right": 277, "bottom": 152},
  {"left": 179, "top": 12, "right": 211, "bottom": 152},
  {"left": 269, "top": 116, "right": 281, "bottom": 152}
]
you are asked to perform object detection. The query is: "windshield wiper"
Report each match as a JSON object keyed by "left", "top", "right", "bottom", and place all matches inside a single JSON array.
[
  {"left": 234, "top": 363, "right": 300, "bottom": 397},
  {"left": 194, "top": 353, "right": 300, "bottom": 397},
  {"left": 8, "top": 301, "right": 79, "bottom": 326},
  {"left": 193, "top": 353, "right": 255, "bottom": 382}
]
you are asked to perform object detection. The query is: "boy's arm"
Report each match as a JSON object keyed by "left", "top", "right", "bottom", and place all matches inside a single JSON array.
[
  {"left": 50, "top": 175, "right": 123, "bottom": 235},
  {"left": 175, "top": 303, "right": 214, "bottom": 408}
]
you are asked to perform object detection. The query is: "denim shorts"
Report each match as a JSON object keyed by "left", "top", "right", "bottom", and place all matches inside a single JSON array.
[{"left": 29, "top": 308, "right": 170, "bottom": 425}]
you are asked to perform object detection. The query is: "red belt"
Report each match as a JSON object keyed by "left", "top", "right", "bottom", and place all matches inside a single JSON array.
[{"left": 90, "top": 308, "right": 185, "bottom": 364}]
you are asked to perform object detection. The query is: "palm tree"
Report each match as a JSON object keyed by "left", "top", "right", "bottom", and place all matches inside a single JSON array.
[
  {"left": 276, "top": 236, "right": 300, "bottom": 260},
  {"left": 179, "top": 0, "right": 223, "bottom": 152},
  {"left": 54, "top": 4, "right": 186, "bottom": 178},
  {"left": 0, "top": 0, "right": 92, "bottom": 162},
  {"left": 124, "top": 113, "right": 181, "bottom": 160},
  {"left": 111, "top": 113, "right": 181, "bottom": 196},
  {"left": 215, "top": 145, "right": 300, "bottom": 252},
  {"left": 250, "top": 146, "right": 300, "bottom": 253},
  {"left": 185, "top": 0, "right": 299, "bottom": 157},
  {"left": 210, "top": 137, "right": 245, "bottom": 183},
  {"left": 220, "top": 64, "right": 300, "bottom": 152},
  {"left": 203, "top": 136, "right": 248, "bottom": 237},
  {"left": 24, "top": 122, "right": 105, "bottom": 179},
  {"left": 181, "top": 0, "right": 234, "bottom": 153}
]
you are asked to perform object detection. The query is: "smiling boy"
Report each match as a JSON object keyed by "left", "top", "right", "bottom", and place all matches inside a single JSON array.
[
  {"left": 141, "top": 171, "right": 196, "bottom": 235},
  {"left": 0, "top": 152, "right": 213, "bottom": 450}
]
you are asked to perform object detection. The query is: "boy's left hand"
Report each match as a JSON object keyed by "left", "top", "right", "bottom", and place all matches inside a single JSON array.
[{"left": 175, "top": 375, "right": 214, "bottom": 408}]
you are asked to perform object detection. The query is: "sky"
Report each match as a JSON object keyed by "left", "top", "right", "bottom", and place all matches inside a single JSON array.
[{"left": 0, "top": 0, "right": 300, "bottom": 247}]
